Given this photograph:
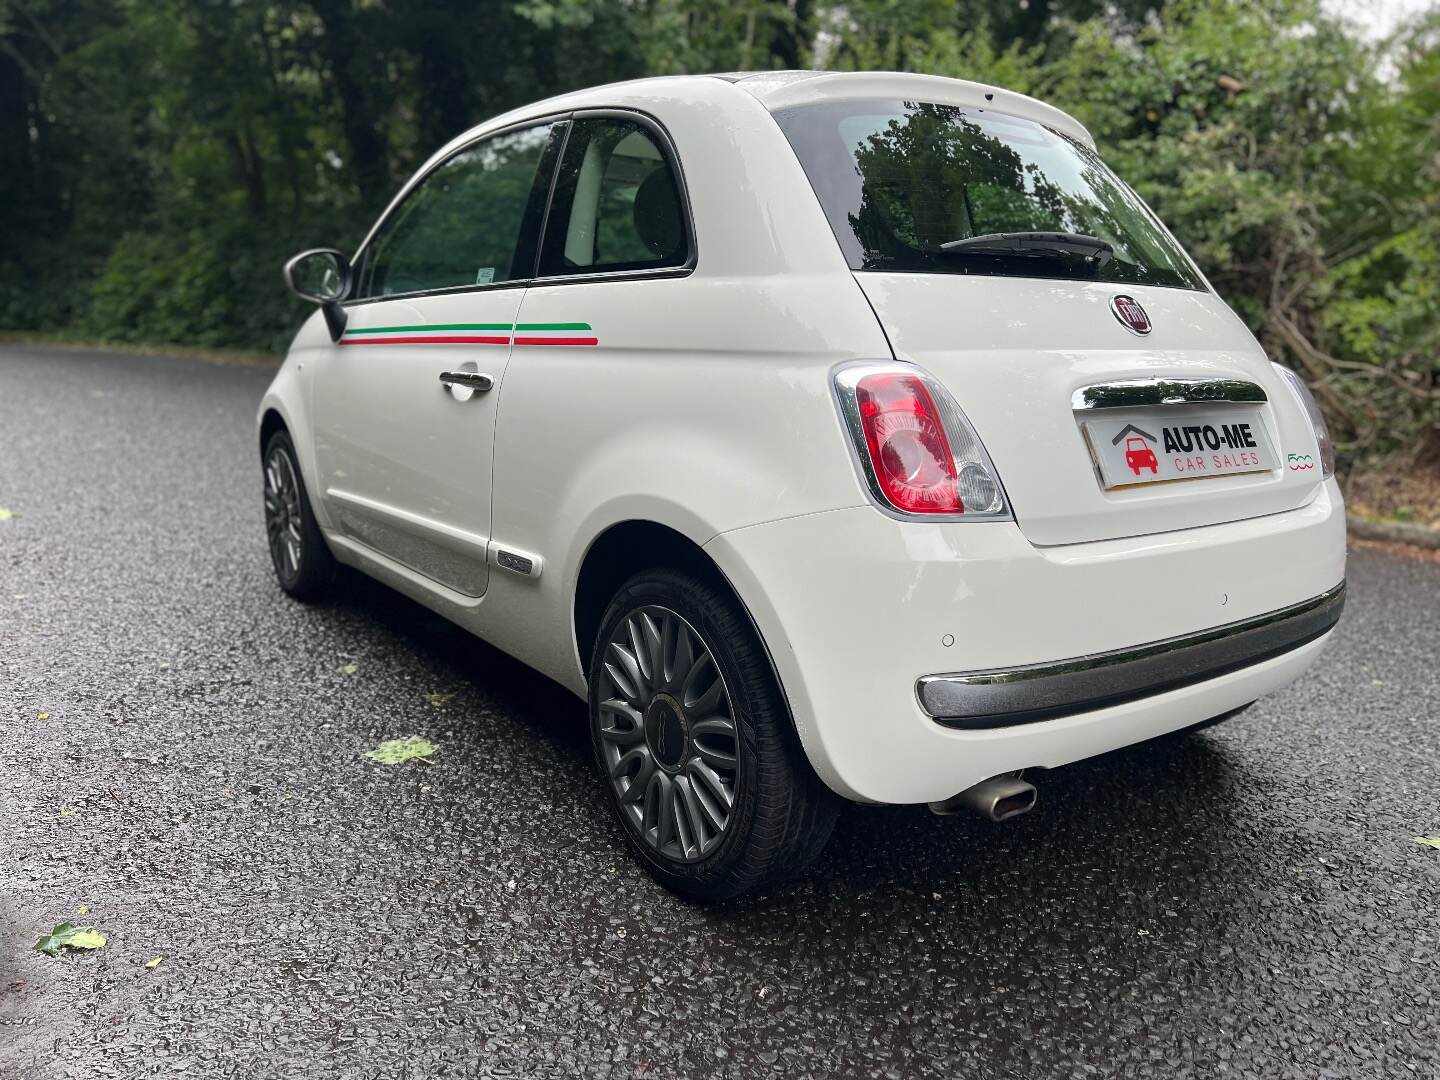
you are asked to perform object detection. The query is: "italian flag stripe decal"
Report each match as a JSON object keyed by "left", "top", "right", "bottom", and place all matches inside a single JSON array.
[{"left": 340, "top": 321, "right": 597, "bottom": 347}]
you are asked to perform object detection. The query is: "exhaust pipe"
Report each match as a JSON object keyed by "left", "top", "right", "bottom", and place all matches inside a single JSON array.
[{"left": 929, "top": 773, "right": 1037, "bottom": 822}]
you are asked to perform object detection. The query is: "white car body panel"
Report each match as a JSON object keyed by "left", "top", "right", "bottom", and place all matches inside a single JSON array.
[
  {"left": 856, "top": 274, "right": 1329, "bottom": 545},
  {"left": 708, "top": 481, "right": 1344, "bottom": 802},
  {"left": 309, "top": 287, "right": 527, "bottom": 596},
  {"left": 487, "top": 271, "right": 886, "bottom": 690},
  {"left": 259, "top": 71, "right": 1346, "bottom": 807}
]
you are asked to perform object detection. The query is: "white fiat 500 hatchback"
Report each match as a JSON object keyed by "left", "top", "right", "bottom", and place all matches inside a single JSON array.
[{"left": 262, "top": 71, "right": 1346, "bottom": 900}]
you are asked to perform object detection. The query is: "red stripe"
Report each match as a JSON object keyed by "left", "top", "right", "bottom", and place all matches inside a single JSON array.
[
  {"left": 513, "top": 336, "right": 598, "bottom": 347},
  {"left": 340, "top": 335, "right": 509, "bottom": 346}
]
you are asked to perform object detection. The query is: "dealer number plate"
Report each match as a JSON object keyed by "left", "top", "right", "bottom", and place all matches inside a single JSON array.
[{"left": 1082, "top": 407, "right": 1278, "bottom": 490}]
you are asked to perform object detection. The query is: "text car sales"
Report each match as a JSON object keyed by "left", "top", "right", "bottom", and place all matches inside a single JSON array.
[{"left": 1162, "top": 421, "right": 1262, "bottom": 473}]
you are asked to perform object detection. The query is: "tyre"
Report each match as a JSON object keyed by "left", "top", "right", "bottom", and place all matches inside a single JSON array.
[
  {"left": 588, "top": 568, "right": 838, "bottom": 901},
  {"left": 261, "top": 430, "right": 337, "bottom": 601}
]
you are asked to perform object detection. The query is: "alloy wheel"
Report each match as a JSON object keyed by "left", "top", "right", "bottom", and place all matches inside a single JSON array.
[
  {"left": 263, "top": 447, "right": 304, "bottom": 580},
  {"left": 597, "top": 605, "right": 740, "bottom": 863}
]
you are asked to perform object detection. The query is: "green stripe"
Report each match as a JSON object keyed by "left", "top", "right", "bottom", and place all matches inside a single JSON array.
[
  {"left": 344, "top": 323, "right": 511, "bottom": 335},
  {"left": 514, "top": 322, "right": 592, "bottom": 331}
]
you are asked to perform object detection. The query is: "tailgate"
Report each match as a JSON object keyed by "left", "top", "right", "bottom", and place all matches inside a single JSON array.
[{"left": 856, "top": 273, "right": 1325, "bottom": 545}]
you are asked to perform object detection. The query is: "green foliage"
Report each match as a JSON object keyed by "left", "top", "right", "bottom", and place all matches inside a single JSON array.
[
  {"left": 79, "top": 224, "right": 308, "bottom": 351},
  {"left": 1, "top": 0, "right": 1435, "bottom": 463}
]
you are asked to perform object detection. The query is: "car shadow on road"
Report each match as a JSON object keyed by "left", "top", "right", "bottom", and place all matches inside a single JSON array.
[
  {"left": 326, "top": 566, "right": 1258, "bottom": 922},
  {"left": 328, "top": 566, "right": 592, "bottom": 747}
]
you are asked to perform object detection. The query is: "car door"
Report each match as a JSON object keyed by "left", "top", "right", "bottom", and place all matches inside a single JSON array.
[{"left": 309, "top": 120, "right": 562, "bottom": 597}]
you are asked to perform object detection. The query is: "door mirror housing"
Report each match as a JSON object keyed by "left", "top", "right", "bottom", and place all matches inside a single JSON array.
[
  {"left": 284, "top": 248, "right": 350, "bottom": 303},
  {"left": 283, "top": 249, "right": 352, "bottom": 341}
]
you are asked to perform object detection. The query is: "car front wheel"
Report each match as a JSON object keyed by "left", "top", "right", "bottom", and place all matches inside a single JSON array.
[
  {"left": 588, "top": 568, "right": 838, "bottom": 901},
  {"left": 262, "top": 430, "right": 336, "bottom": 601}
]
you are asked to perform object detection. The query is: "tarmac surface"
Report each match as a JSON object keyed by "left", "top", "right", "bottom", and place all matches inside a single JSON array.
[{"left": 2, "top": 345, "right": 1438, "bottom": 1078}]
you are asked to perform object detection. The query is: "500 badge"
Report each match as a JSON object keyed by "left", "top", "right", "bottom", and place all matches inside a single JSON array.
[{"left": 1287, "top": 453, "right": 1316, "bottom": 471}]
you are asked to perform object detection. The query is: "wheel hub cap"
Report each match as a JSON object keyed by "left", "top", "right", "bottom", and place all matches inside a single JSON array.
[
  {"left": 597, "top": 606, "right": 740, "bottom": 863},
  {"left": 644, "top": 694, "right": 688, "bottom": 771}
]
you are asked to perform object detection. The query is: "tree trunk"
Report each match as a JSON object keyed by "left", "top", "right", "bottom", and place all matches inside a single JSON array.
[{"left": 308, "top": 0, "right": 391, "bottom": 212}]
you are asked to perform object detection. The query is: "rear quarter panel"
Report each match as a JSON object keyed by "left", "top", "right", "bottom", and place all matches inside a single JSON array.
[{"left": 478, "top": 81, "right": 890, "bottom": 690}]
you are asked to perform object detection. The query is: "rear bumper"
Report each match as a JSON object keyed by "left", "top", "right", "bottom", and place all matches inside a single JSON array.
[
  {"left": 918, "top": 581, "right": 1345, "bottom": 728},
  {"left": 705, "top": 479, "right": 1347, "bottom": 804}
]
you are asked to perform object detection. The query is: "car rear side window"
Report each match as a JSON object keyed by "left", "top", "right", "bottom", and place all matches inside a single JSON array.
[
  {"left": 355, "top": 122, "right": 556, "bottom": 299},
  {"left": 773, "top": 100, "right": 1204, "bottom": 290},
  {"left": 538, "top": 117, "right": 689, "bottom": 278}
]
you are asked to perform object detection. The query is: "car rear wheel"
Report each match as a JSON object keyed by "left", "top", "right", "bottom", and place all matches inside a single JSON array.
[
  {"left": 588, "top": 568, "right": 838, "bottom": 901},
  {"left": 262, "top": 430, "right": 336, "bottom": 601}
]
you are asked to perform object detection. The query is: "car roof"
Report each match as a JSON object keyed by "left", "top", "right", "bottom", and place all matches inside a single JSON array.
[
  {"left": 470, "top": 70, "right": 1094, "bottom": 150},
  {"left": 411, "top": 70, "right": 1096, "bottom": 199},
  {"left": 719, "top": 70, "right": 1095, "bottom": 148}
]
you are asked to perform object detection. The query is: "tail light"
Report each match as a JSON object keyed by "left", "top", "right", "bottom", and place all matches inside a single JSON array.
[
  {"left": 1272, "top": 363, "right": 1336, "bottom": 478},
  {"left": 833, "top": 362, "right": 1009, "bottom": 519}
]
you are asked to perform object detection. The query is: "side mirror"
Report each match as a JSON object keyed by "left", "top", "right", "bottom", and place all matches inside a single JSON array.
[{"left": 283, "top": 248, "right": 352, "bottom": 341}]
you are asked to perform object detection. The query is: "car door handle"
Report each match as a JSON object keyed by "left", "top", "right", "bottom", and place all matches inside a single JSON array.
[{"left": 438, "top": 371, "right": 494, "bottom": 393}]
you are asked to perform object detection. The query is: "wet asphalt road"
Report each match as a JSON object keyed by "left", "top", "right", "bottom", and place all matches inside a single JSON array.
[{"left": 2, "top": 344, "right": 1438, "bottom": 1079}]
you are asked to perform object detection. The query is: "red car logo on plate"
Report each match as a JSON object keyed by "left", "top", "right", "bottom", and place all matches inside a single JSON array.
[
  {"left": 1111, "top": 423, "right": 1159, "bottom": 476},
  {"left": 1124, "top": 436, "right": 1159, "bottom": 475},
  {"left": 1110, "top": 294, "right": 1152, "bottom": 335}
]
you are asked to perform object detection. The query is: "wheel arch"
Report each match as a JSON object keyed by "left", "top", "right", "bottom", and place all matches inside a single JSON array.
[
  {"left": 258, "top": 406, "right": 289, "bottom": 456},
  {"left": 573, "top": 520, "right": 730, "bottom": 676},
  {"left": 570, "top": 520, "right": 806, "bottom": 761}
]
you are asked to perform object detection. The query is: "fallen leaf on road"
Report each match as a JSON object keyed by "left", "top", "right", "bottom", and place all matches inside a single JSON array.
[
  {"left": 14, "top": 594, "right": 27, "bottom": 600},
  {"left": 336, "top": 662, "right": 358, "bottom": 675},
  {"left": 145, "top": 956, "right": 163, "bottom": 971},
  {"left": 37, "top": 711, "right": 49, "bottom": 719},
  {"left": 364, "top": 736, "right": 437, "bottom": 765},
  {"left": 1414, "top": 836, "right": 1440, "bottom": 849},
  {"left": 426, "top": 692, "right": 455, "bottom": 708},
  {"left": 59, "top": 807, "right": 77, "bottom": 817},
  {"left": 0, "top": 508, "right": 15, "bottom": 521},
  {"left": 34, "top": 922, "right": 107, "bottom": 957},
  {"left": 75, "top": 905, "right": 90, "bottom": 915}
]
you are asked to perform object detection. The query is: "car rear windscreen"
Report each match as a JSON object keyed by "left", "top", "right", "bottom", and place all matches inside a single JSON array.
[{"left": 773, "top": 99, "right": 1205, "bottom": 290}]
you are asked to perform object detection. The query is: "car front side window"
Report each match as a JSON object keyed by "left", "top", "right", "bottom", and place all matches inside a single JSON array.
[
  {"left": 538, "top": 116, "right": 689, "bottom": 278},
  {"left": 355, "top": 122, "right": 557, "bottom": 300}
]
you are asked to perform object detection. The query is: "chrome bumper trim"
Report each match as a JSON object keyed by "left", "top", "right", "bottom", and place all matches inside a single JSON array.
[{"left": 917, "top": 581, "right": 1345, "bottom": 729}]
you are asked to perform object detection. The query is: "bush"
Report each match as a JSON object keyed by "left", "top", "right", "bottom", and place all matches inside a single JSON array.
[{"left": 79, "top": 224, "right": 310, "bottom": 353}]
